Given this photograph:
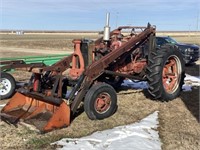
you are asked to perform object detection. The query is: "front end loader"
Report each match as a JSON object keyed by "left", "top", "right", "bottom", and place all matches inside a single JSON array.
[{"left": 0, "top": 13, "right": 185, "bottom": 132}]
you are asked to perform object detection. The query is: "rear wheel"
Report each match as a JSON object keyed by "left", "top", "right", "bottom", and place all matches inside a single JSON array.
[
  {"left": 0, "top": 72, "right": 16, "bottom": 100},
  {"left": 84, "top": 83, "right": 117, "bottom": 120},
  {"left": 146, "top": 46, "right": 185, "bottom": 101}
]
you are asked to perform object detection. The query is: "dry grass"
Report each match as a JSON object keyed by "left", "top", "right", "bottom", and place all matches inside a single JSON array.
[
  {"left": 171, "top": 36, "right": 200, "bottom": 46},
  {"left": 0, "top": 89, "right": 161, "bottom": 149},
  {"left": 0, "top": 84, "right": 199, "bottom": 150},
  {"left": 159, "top": 88, "right": 200, "bottom": 150},
  {"left": 0, "top": 34, "right": 99, "bottom": 51},
  {"left": 1, "top": 33, "right": 199, "bottom": 53}
]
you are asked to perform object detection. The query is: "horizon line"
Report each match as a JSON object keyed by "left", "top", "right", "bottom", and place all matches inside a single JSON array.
[{"left": 0, "top": 29, "right": 200, "bottom": 33}]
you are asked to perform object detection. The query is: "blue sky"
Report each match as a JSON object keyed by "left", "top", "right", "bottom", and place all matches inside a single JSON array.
[{"left": 1, "top": 0, "right": 200, "bottom": 31}]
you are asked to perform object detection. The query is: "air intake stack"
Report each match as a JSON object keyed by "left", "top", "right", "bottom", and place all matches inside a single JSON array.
[{"left": 103, "top": 13, "right": 110, "bottom": 41}]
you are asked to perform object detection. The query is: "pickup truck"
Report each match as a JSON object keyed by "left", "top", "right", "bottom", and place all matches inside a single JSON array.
[{"left": 156, "top": 36, "right": 199, "bottom": 64}]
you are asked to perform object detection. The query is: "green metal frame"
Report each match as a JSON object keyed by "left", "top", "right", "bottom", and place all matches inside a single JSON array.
[{"left": 0, "top": 54, "right": 69, "bottom": 72}]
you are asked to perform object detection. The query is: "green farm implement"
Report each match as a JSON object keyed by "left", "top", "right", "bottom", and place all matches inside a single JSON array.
[{"left": 0, "top": 54, "right": 69, "bottom": 99}]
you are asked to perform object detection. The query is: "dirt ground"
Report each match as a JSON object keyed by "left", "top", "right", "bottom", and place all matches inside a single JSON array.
[{"left": 0, "top": 35, "right": 199, "bottom": 150}]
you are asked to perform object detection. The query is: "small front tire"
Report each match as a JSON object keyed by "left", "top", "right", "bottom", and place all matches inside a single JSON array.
[{"left": 84, "top": 83, "right": 117, "bottom": 120}]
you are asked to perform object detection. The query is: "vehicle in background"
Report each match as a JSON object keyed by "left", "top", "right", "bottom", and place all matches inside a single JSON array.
[{"left": 156, "top": 36, "right": 199, "bottom": 64}]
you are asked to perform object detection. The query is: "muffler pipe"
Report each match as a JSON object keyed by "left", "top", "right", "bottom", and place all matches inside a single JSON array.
[
  {"left": 105, "top": 12, "right": 110, "bottom": 26},
  {"left": 103, "top": 13, "right": 110, "bottom": 41}
]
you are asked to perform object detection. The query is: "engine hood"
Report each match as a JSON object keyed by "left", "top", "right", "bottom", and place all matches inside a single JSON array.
[{"left": 176, "top": 43, "right": 199, "bottom": 49}]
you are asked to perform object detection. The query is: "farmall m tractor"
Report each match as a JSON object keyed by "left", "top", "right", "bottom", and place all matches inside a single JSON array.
[{"left": 0, "top": 13, "right": 185, "bottom": 132}]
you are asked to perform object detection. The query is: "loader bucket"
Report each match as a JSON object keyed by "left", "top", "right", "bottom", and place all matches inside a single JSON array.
[{"left": 0, "top": 92, "right": 70, "bottom": 132}]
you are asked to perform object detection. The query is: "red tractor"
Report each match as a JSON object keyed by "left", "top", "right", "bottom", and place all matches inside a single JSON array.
[{"left": 0, "top": 13, "right": 185, "bottom": 132}]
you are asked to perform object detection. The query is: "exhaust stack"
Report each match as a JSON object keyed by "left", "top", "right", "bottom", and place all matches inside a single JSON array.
[{"left": 103, "top": 13, "right": 110, "bottom": 41}]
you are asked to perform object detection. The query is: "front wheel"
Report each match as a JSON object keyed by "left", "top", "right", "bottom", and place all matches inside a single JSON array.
[
  {"left": 146, "top": 46, "right": 185, "bottom": 101},
  {"left": 0, "top": 72, "right": 16, "bottom": 100},
  {"left": 84, "top": 83, "right": 117, "bottom": 120}
]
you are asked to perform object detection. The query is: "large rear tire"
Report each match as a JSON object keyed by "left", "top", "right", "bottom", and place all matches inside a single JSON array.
[
  {"left": 0, "top": 72, "right": 16, "bottom": 100},
  {"left": 146, "top": 46, "right": 185, "bottom": 101},
  {"left": 84, "top": 83, "right": 117, "bottom": 120}
]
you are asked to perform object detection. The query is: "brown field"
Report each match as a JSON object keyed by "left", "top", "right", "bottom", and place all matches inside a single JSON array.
[
  {"left": 171, "top": 36, "right": 200, "bottom": 46},
  {"left": 0, "top": 34, "right": 98, "bottom": 51},
  {"left": 0, "top": 33, "right": 199, "bottom": 150},
  {"left": 0, "top": 32, "right": 199, "bottom": 57}
]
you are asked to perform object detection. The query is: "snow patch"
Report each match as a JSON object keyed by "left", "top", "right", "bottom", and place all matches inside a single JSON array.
[
  {"left": 122, "top": 79, "right": 148, "bottom": 89},
  {"left": 0, "top": 104, "right": 6, "bottom": 108},
  {"left": 52, "top": 111, "right": 161, "bottom": 150},
  {"left": 120, "top": 74, "right": 200, "bottom": 92},
  {"left": 184, "top": 74, "right": 200, "bottom": 85},
  {"left": 182, "top": 74, "right": 200, "bottom": 91},
  {"left": 182, "top": 85, "right": 193, "bottom": 91}
]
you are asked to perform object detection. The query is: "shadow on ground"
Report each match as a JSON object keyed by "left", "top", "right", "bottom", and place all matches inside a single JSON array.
[
  {"left": 180, "top": 87, "right": 199, "bottom": 122},
  {"left": 181, "top": 63, "right": 200, "bottom": 122}
]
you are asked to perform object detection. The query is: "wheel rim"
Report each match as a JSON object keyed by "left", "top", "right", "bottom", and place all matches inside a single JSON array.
[
  {"left": 0, "top": 78, "right": 12, "bottom": 96},
  {"left": 94, "top": 92, "right": 111, "bottom": 114},
  {"left": 162, "top": 55, "right": 182, "bottom": 94}
]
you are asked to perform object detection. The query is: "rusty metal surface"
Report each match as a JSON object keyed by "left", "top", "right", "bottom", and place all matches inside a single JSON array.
[
  {"left": 42, "top": 55, "right": 72, "bottom": 72},
  {"left": 117, "top": 26, "right": 147, "bottom": 30},
  {"left": 69, "top": 40, "right": 85, "bottom": 79},
  {"left": 86, "top": 26, "right": 155, "bottom": 79},
  {"left": 0, "top": 92, "right": 70, "bottom": 132},
  {"left": 71, "top": 77, "right": 92, "bottom": 113},
  {"left": 0, "top": 63, "right": 46, "bottom": 72},
  {"left": 104, "top": 70, "right": 146, "bottom": 81},
  {"left": 24, "top": 91, "right": 62, "bottom": 106},
  {"left": 0, "top": 60, "right": 25, "bottom": 65}
]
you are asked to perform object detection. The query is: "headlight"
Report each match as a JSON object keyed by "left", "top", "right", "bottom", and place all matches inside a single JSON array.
[{"left": 185, "top": 48, "right": 194, "bottom": 53}]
